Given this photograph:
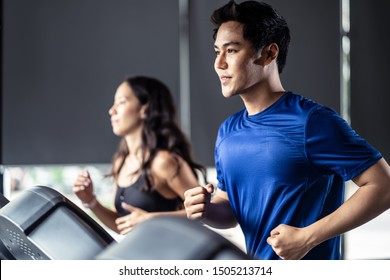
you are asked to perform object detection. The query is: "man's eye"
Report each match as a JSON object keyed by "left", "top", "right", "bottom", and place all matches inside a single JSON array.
[
  {"left": 214, "top": 50, "right": 220, "bottom": 56},
  {"left": 227, "top": 49, "right": 237, "bottom": 53},
  {"left": 115, "top": 100, "right": 126, "bottom": 106}
]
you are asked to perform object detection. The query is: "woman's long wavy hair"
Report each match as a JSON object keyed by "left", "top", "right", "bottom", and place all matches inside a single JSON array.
[{"left": 107, "top": 76, "right": 207, "bottom": 192}]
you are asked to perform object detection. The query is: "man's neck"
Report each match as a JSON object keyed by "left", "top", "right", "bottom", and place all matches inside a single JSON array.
[{"left": 240, "top": 81, "right": 285, "bottom": 116}]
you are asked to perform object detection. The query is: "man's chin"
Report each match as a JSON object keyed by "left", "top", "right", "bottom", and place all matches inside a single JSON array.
[{"left": 221, "top": 90, "right": 238, "bottom": 98}]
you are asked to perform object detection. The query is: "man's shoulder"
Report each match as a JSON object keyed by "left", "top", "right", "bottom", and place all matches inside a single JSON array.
[
  {"left": 283, "top": 92, "right": 333, "bottom": 122},
  {"left": 285, "top": 92, "right": 320, "bottom": 110},
  {"left": 215, "top": 108, "right": 246, "bottom": 144},
  {"left": 219, "top": 108, "right": 246, "bottom": 130}
]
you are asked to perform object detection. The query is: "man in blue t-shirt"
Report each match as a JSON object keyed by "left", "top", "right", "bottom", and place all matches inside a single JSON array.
[{"left": 183, "top": 0, "right": 390, "bottom": 260}]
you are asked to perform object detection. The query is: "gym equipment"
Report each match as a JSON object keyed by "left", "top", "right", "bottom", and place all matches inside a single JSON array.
[
  {"left": 0, "top": 192, "right": 10, "bottom": 209},
  {"left": 0, "top": 186, "right": 115, "bottom": 260},
  {"left": 97, "top": 215, "right": 250, "bottom": 260}
]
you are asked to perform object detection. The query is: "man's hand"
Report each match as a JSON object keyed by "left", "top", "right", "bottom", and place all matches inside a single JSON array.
[
  {"left": 183, "top": 184, "right": 214, "bottom": 220},
  {"left": 266, "top": 224, "right": 313, "bottom": 260}
]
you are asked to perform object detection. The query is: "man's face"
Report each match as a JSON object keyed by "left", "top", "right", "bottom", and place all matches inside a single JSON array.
[{"left": 214, "top": 21, "right": 264, "bottom": 98}]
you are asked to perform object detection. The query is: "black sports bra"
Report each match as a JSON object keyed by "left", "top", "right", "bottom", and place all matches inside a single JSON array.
[{"left": 114, "top": 175, "right": 181, "bottom": 216}]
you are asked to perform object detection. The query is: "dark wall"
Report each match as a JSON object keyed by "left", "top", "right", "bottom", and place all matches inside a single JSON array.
[
  {"left": 350, "top": 0, "right": 390, "bottom": 161},
  {"left": 189, "top": 0, "right": 340, "bottom": 166},
  {"left": 2, "top": 0, "right": 367, "bottom": 167},
  {"left": 2, "top": 0, "right": 180, "bottom": 165}
]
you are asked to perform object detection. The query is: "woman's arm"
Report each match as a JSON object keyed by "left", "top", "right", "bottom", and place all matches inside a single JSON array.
[
  {"left": 73, "top": 169, "right": 122, "bottom": 233},
  {"left": 114, "top": 151, "right": 203, "bottom": 234}
]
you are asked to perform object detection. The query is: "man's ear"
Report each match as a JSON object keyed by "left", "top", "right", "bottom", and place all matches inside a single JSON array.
[{"left": 254, "top": 43, "right": 279, "bottom": 65}]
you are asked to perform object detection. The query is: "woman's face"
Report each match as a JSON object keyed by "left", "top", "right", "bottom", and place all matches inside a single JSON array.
[{"left": 109, "top": 82, "right": 146, "bottom": 137}]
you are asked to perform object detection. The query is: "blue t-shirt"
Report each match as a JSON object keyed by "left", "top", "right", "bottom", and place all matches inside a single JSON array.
[{"left": 215, "top": 92, "right": 382, "bottom": 260}]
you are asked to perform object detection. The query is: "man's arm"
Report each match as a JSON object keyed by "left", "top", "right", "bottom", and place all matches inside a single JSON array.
[{"left": 267, "top": 158, "right": 390, "bottom": 259}]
